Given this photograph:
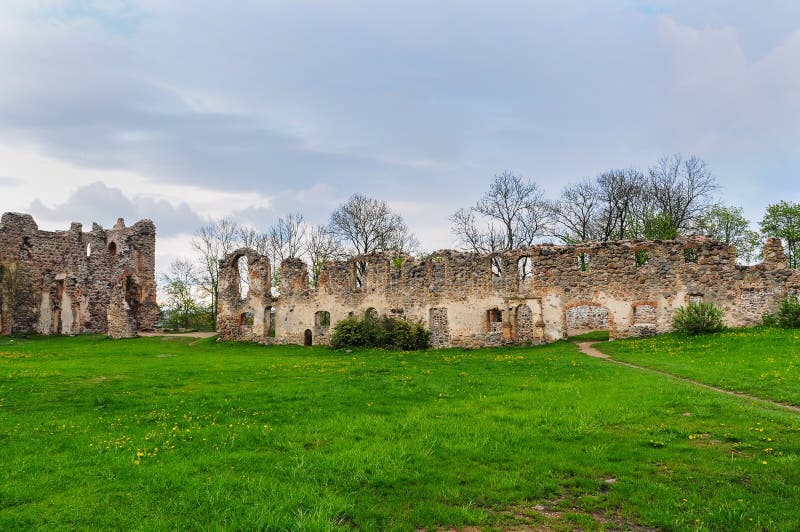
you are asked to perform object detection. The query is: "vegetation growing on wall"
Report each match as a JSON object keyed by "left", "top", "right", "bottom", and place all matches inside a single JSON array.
[{"left": 763, "top": 295, "right": 800, "bottom": 329}]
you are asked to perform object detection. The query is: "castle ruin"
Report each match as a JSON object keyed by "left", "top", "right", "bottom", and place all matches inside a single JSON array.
[
  {"left": 0, "top": 213, "right": 158, "bottom": 338},
  {"left": 217, "top": 236, "right": 800, "bottom": 347}
]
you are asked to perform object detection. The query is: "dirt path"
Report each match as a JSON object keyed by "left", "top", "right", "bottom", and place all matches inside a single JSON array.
[
  {"left": 139, "top": 331, "right": 217, "bottom": 346},
  {"left": 139, "top": 331, "right": 217, "bottom": 339},
  {"left": 576, "top": 341, "right": 800, "bottom": 414}
]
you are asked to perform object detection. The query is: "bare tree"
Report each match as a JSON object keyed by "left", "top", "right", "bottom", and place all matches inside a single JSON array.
[
  {"left": 269, "top": 213, "right": 307, "bottom": 264},
  {"left": 329, "top": 194, "right": 419, "bottom": 256},
  {"left": 472, "top": 170, "right": 552, "bottom": 248},
  {"left": 451, "top": 170, "right": 552, "bottom": 252},
  {"left": 596, "top": 168, "right": 645, "bottom": 240},
  {"left": 646, "top": 154, "right": 718, "bottom": 234},
  {"left": 450, "top": 208, "right": 505, "bottom": 254},
  {"left": 192, "top": 218, "right": 239, "bottom": 324},
  {"left": 451, "top": 171, "right": 552, "bottom": 277},
  {"left": 237, "top": 226, "right": 270, "bottom": 255},
  {"left": 553, "top": 178, "right": 601, "bottom": 244},
  {"left": 304, "top": 225, "right": 343, "bottom": 287}
]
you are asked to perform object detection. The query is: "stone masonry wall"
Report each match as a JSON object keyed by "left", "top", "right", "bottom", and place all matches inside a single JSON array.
[
  {"left": 217, "top": 236, "right": 800, "bottom": 348},
  {"left": 0, "top": 213, "right": 158, "bottom": 338}
]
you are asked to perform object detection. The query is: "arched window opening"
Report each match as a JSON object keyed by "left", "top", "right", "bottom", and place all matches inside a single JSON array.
[
  {"left": 315, "top": 310, "right": 331, "bottom": 328},
  {"left": 268, "top": 306, "right": 276, "bottom": 337},
  {"left": 304, "top": 329, "right": 313, "bottom": 346},
  {"left": 490, "top": 256, "right": 503, "bottom": 279},
  {"left": 517, "top": 256, "right": 533, "bottom": 282},
  {"left": 354, "top": 261, "right": 367, "bottom": 288},
  {"left": 108, "top": 242, "right": 117, "bottom": 256},
  {"left": 86, "top": 243, "right": 92, "bottom": 257},
  {"left": 237, "top": 256, "right": 250, "bottom": 299},
  {"left": 577, "top": 253, "right": 590, "bottom": 271},
  {"left": 239, "top": 312, "right": 254, "bottom": 327}
]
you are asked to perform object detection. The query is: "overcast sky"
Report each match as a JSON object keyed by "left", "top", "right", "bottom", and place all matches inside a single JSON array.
[{"left": 1, "top": 1, "right": 798, "bottom": 273}]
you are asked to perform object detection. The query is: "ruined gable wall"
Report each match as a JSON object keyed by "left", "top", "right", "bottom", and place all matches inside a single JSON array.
[
  {"left": 0, "top": 213, "right": 158, "bottom": 337},
  {"left": 216, "top": 249, "right": 273, "bottom": 343},
  {"left": 216, "top": 236, "right": 800, "bottom": 348}
]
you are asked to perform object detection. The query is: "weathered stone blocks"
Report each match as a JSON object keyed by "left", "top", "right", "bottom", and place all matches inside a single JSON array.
[{"left": 0, "top": 213, "right": 157, "bottom": 338}]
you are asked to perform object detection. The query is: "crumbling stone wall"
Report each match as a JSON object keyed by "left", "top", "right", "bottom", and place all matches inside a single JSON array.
[
  {"left": 217, "top": 236, "right": 800, "bottom": 348},
  {"left": 0, "top": 213, "right": 158, "bottom": 338}
]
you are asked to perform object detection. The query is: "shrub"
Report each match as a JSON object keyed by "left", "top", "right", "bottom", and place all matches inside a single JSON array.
[
  {"left": 672, "top": 302, "right": 725, "bottom": 335},
  {"left": 330, "top": 314, "right": 430, "bottom": 350},
  {"left": 767, "top": 295, "right": 800, "bottom": 328}
]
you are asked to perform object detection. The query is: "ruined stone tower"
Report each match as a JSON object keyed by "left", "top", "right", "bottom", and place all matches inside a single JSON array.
[{"left": 0, "top": 213, "right": 158, "bottom": 338}]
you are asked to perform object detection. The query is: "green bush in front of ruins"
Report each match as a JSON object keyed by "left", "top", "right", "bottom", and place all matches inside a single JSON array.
[
  {"left": 671, "top": 302, "right": 725, "bottom": 335},
  {"left": 763, "top": 295, "right": 800, "bottom": 329},
  {"left": 330, "top": 313, "right": 430, "bottom": 350}
]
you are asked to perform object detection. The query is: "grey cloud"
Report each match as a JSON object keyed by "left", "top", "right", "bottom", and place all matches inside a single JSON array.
[
  {"left": 0, "top": 177, "right": 22, "bottom": 186},
  {"left": 0, "top": 0, "right": 798, "bottom": 242},
  {"left": 28, "top": 181, "right": 205, "bottom": 237},
  {"left": 0, "top": 0, "right": 676, "bottom": 203}
]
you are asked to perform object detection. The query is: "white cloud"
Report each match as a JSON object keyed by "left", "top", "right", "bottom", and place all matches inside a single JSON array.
[
  {"left": 28, "top": 181, "right": 205, "bottom": 236},
  {"left": 659, "top": 16, "right": 800, "bottom": 154},
  {"left": 0, "top": 0, "right": 798, "bottom": 275}
]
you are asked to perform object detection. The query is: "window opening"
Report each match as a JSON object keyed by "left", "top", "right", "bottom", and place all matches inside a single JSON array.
[
  {"left": 354, "top": 261, "right": 367, "bottom": 288},
  {"left": 237, "top": 256, "right": 249, "bottom": 299},
  {"left": 577, "top": 253, "right": 590, "bottom": 271},
  {"left": 517, "top": 256, "right": 533, "bottom": 282}
]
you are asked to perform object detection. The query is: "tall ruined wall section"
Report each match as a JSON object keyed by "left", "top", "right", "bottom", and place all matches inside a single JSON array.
[
  {"left": 0, "top": 213, "right": 158, "bottom": 338},
  {"left": 217, "top": 236, "right": 800, "bottom": 348}
]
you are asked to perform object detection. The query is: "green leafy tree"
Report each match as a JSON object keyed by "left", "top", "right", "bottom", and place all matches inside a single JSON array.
[
  {"left": 640, "top": 212, "right": 678, "bottom": 240},
  {"left": 760, "top": 201, "right": 800, "bottom": 269},
  {"left": 697, "top": 205, "right": 760, "bottom": 263},
  {"left": 161, "top": 258, "right": 202, "bottom": 330}
]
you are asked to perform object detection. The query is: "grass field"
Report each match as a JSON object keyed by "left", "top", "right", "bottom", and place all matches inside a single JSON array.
[
  {"left": 597, "top": 327, "right": 800, "bottom": 406},
  {"left": 1, "top": 333, "right": 799, "bottom": 530}
]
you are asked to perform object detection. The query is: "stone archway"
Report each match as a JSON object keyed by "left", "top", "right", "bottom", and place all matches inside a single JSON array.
[
  {"left": 564, "top": 302, "right": 611, "bottom": 338},
  {"left": 304, "top": 328, "right": 313, "bottom": 346}
]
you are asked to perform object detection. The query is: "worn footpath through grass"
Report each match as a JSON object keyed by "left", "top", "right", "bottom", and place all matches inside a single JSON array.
[
  {"left": 0, "top": 334, "right": 799, "bottom": 530},
  {"left": 596, "top": 327, "right": 800, "bottom": 406}
]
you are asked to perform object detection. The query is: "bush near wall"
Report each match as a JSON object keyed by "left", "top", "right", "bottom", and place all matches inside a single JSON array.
[
  {"left": 763, "top": 295, "right": 800, "bottom": 328},
  {"left": 672, "top": 302, "right": 725, "bottom": 335},
  {"left": 330, "top": 314, "right": 430, "bottom": 350}
]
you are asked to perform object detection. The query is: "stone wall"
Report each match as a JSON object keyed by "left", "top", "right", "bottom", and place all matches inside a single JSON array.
[
  {"left": 217, "top": 236, "right": 800, "bottom": 348},
  {"left": 0, "top": 213, "right": 158, "bottom": 338}
]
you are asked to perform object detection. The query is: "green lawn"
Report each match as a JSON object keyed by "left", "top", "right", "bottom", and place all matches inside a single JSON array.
[
  {"left": 597, "top": 327, "right": 800, "bottom": 406},
  {"left": 1, "top": 334, "right": 799, "bottom": 530}
]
